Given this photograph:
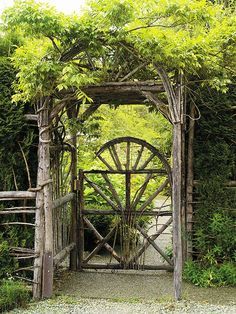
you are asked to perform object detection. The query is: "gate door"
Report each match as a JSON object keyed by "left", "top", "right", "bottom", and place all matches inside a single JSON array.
[{"left": 77, "top": 137, "right": 173, "bottom": 271}]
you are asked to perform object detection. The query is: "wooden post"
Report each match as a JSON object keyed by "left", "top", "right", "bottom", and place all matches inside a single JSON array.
[
  {"left": 186, "top": 103, "right": 195, "bottom": 259},
  {"left": 156, "top": 67, "right": 184, "bottom": 300},
  {"left": 78, "top": 170, "right": 84, "bottom": 270},
  {"left": 67, "top": 105, "right": 78, "bottom": 271},
  {"left": 172, "top": 122, "right": 183, "bottom": 301},
  {"left": 33, "top": 98, "right": 53, "bottom": 299}
]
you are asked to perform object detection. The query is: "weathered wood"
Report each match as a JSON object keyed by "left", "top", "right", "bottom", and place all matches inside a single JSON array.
[
  {"left": 0, "top": 210, "right": 36, "bottom": 215},
  {"left": 186, "top": 103, "right": 195, "bottom": 259},
  {"left": 24, "top": 114, "right": 38, "bottom": 121},
  {"left": 138, "top": 153, "right": 155, "bottom": 170},
  {"left": 97, "top": 155, "right": 115, "bottom": 171},
  {"left": 52, "top": 193, "right": 75, "bottom": 210},
  {"left": 80, "top": 103, "right": 101, "bottom": 122},
  {"left": 78, "top": 170, "right": 85, "bottom": 269},
  {"left": 81, "top": 263, "right": 173, "bottom": 271},
  {"left": 128, "top": 217, "right": 173, "bottom": 264},
  {"left": 132, "top": 145, "right": 144, "bottom": 170},
  {"left": 83, "top": 217, "right": 121, "bottom": 263},
  {"left": 0, "top": 191, "right": 36, "bottom": 200},
  {"left": 33, "top": 97, "right": 53, "bottom": 299},
  {"left": 131, "top": 173, "right": 153, "bottom": 210},
  {"left": 0, "top": 222, "right": 35, "bottom": 226},
  {"left": 136, "top": 225, "right": 173, "bottom": 266},
  {"left": 54, "top": 242, "right": 76, "bottom": 267},
  {"left": 96, "top": 137, "right": 171, "bottom": 176},
  {"left": 126, "top": 141, "right": 131, "bottom": 170},
  {"left": 83, "top": 209, "right": 172, "bottom": 216},
  {"left": 83, "top": 225, "right": 117, "bottom": 263},
  {"left": 138, "top": 179, "right": 169, "bottom": 212},
  {"left": 83, "top": 169, "right": 167, "bottom": 174},
  {"left": 68, "top": 106, "right": 78, "bottom": 270},
  {"left": 84, "top": 176, "right": 119, "bottom": 212},
  {"left": 101, "top": 173, "right": 123, "bottom": 210},
  {"left": 172, "top": 103, "right": 183, "bottom": 300}
]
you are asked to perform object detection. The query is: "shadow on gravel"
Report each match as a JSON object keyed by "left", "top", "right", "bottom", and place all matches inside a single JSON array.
[{"left": 55, "top": 270, "right": 236, "bottom": 305}]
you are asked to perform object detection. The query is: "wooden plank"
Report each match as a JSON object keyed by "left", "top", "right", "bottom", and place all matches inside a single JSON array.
[
  {"left": 0, "top": 222, "right": 35, "bottom": 226},
  {"left": 52, "top": 193, "right": 75, "bottom": 210},
  {"left": 42, "top": 252, "right": 53, "bottom": 298},
  {"left": 24, "top": 114, "right": 38, "bottom": 121},
  {"left": 0, "top": 191, "right": 36, "bottom": 200},
  {"left": 172, "top": 122, "right": 183, "bottom": 301},
  {"left": 125, "top": 172, "right": 131, "bottom": 224}
]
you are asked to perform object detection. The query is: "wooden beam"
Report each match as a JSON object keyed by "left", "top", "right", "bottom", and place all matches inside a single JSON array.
[
  {"left": 52, "top": 193, "right": 75, "bottom": 210},
  {"left": 83, "top": 209, "right": 172, "bottom": 216},
  {"left": 56, "top": 81, "right": 164, "bottom": 105},
  {"left": 81, "top": 263, "right": 173, "bottom": 271},
  {"left": 53, "top": 243, "right": 76, "bottom": 267},
  {"left": 0, "top": 191, "right": 36, "bottom": 200}
]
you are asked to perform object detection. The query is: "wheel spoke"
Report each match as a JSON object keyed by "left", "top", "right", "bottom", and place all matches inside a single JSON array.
[
  {"left": 137, "top": 178, "right": 169, "bottom": 212},
  {"left": 101, "top": 173, "right": 123, "bottom": 210},
  {"left": 132, "top": 145, "right": 144, "bottom": 170}
]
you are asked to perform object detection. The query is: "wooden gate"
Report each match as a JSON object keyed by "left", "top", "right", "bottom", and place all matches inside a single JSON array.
[{"left": 77, "top": 137, "right": 173, "bottom": 271}]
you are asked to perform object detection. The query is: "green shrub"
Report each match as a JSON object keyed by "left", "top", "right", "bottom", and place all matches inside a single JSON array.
[
  {"left": 0, "top": 280, "right": 30, "bottom": 313},
  {"left": 184, "top": 261, "right": 236, "bottom": 287},
  {"left": 0, "top": 233, "right": 17, "bottom": 279}
]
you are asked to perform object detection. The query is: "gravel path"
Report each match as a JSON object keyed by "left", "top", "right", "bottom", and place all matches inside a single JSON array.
[{"left": 10, "top": 296, "right": 236, "bottom": 314}]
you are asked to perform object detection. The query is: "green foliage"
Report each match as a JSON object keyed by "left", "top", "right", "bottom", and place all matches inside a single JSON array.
[
  {"left": 184, "top": 261, "right": 236, "bottom": 287},
  {"left": 2, "top": 0, "right": 235, "bottom": 102},
  {"left": 0, "top": 233, "right": 17, "bottom": 279},
  {"left": 0, "top": 280, "right": 30, "bottom": 313},
  {"left": 185, "top": 87, "right": 236, "bottom": 287}
]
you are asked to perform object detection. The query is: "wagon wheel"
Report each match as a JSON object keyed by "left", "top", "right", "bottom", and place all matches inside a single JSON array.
[{"left": 96, "top": 136, "right": 171, "bottom": 176}]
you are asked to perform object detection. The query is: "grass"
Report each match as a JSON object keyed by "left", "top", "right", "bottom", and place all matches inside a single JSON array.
[{"left": 0, "top": 280, "right": 30, "bottom": 313}]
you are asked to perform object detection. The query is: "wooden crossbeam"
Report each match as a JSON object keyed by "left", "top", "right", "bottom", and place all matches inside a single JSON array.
[
  {"left": 83, "top": 217, "right": 121, "bottom": 262},
  {"left": 83, "top": 224, "right": 117, "bottom": 263},
  {"left": 136, "top": 225, "right": 173, "bottom": 266},
  {"left": 128, "top": 216, "right": 172, "bottom": 264}
]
